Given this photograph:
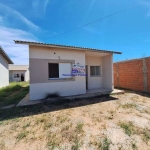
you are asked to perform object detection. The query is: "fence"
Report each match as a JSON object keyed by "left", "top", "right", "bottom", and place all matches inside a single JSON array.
[{"left": 114, "top": 57, "right": 150, "bottom": 93}]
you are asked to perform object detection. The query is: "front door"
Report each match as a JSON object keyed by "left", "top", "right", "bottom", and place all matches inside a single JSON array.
[
  {"left": 21, "top": 74, "right": 25, "bottom": 81},
  {"left": 86, "top": 65, "right": 88, "bottom": 89}
]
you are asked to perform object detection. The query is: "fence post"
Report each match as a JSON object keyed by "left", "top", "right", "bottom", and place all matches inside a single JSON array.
[
  {"left": 116, "top": 63, "right": 119, "bottom": 87},
  {"left": 143, "top": 58, "right": 148, "bottom": 92}
]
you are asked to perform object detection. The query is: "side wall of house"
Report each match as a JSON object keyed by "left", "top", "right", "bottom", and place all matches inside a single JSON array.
[
  {"left": 29, "top": 45, "right": 86, "bottom": 100},
  {"left": 25, "top": 68, "right": 30, "bottom": 82},
  {"left": 102, "top": 54, "right": 113, "bottom": 90},
  {"left": 0, "top": 54, "right": 9, "bottom": 88},
  {"left": 86, "top": 56, "right": 103, "bottom": 89},
  {"left": 114, "top": 57, "right": 150, "bottom": 93}
]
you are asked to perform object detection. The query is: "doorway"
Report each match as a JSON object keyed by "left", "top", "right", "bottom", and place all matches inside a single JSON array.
[
  {"left": 21, "top": 74, "right": 25, "bottom": 81},
  {"left": 86, "top": 65, "right": 88, "bottom": 89}
]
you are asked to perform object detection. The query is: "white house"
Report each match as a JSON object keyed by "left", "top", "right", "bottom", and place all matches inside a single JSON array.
[
  {"left": 9, "top": 65, "right": 29, "bottom": 82},
  {"left": 0, "top": 46, "right": 13, "bottom": 88},
  {"left": 15, "top": 40, "right": 121, "bottom": 100}
]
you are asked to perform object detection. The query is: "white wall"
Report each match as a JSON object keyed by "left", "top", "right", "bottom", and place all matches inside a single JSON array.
[
  {"left": 29, "top": 46, "right": 86, "bottom": 100},
  {"left": 10, "top": 70, "right": 29, "bottom": 82},
  {"left": 25, "top": 69, "right": 30, "bottom": 82},
  {"left": 102, "top": 54, "right": 114, "bottom": 90},
  {"left": 0, "top": 54, "right": 9, "bottom": 88},
  {"left": 86, "top": 56, "right": 103, "bottom": 89}
]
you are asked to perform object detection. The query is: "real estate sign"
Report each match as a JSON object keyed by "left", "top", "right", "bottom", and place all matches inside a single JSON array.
[{"left": 72, "top": 64, "right": 85, "bottom": 75}]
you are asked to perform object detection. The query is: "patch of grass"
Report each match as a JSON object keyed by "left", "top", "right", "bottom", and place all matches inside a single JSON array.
[
  {"left": 101, "top": 137, "right": 111, "bottom": 150},
  {"left": 122, "top": 103, "right": 136, "bottom": 109},
  {"left": 71, "top": 137, "right": 82, "bottom": 150},
  {"left": 0, "top": 82, "right": 29, "bottom": 107},
  {"left": 132, "top": 143, "right": 137, "bottom": 150},
  {"left": 118, "top": 121, "right": 134, "bottom": 136},
  {"left": 75, "top": 122, "right": 84, "bottom": 133},
  {"left": 22, "top": 122, "right": 30, "bottom": 129},
  {"left": 142, "top": 128, "right": 150, "bottom": 144},
  {"left": 16, "top": 131, "right": 29, "bottom": 141},
  {"left": 0, "top": 121, "right": 4, "bottom": 125}
]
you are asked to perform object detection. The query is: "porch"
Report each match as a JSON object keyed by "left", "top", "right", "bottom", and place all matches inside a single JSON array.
[{"left": 17, "top": 88, "right": 124, "bottom": 106}]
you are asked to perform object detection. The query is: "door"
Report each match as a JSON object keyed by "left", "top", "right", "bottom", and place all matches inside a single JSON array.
[
  {"left": 86, "top": 65, "right": 88, "bottom": 89},
  {"left": 21, "top": 74, "right": 25, "bottom": 81}
]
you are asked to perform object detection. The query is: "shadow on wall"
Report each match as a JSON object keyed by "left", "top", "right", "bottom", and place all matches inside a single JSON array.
[{"left": 0, "top": 94, "right": 118, "bottom": 121}]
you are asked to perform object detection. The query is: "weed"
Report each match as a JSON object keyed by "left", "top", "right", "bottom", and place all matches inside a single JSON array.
[
  {"left": 101, "top": 137, "right": 111, "bottom": 150},
  {"left": 0, "top": 121, "right": 4, "bottom": 125},
  {"left": 122, "top": 103, "right": 136, "bottom": 109},
  {"left": 71, "top": 137, "right": 82, "bottom": 150},
  {"left": 118, "top": 121, "right": 134, "bottom": 136},
  {"left": 16, "top": 131, "right": 29, "bottom": 140},
  {"left": 142, "top": 128, "right": 150, "bottom": 144},
  {"left": 75, "top": 123, "right": 84, "bottom": 133},
  {"left": 23, "top": 122, "right": 30, "bottom": 129},
  {"left": 132, "top": 143, "right": 137, "bottom": 150}
]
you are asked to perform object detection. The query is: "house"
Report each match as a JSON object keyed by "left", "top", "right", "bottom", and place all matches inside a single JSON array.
[
  {"left": 15, "top": 40, "right": 121, "bottom": 100},
  {"left": 0, "top": 46, "right": 13, "bottom": 88},
  {"left": 9, "top": 65, "right": 29, "bottom": 82}
]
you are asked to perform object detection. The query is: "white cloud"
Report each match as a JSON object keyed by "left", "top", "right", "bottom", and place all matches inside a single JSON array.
[
  {"left": 32, "top": 0, "right": 50, "bottom": 14},
  {"left": 0, "top": 3, "right": 40, "bottom": 30},
  {"left": 139, "top": 0, "right": 150, "bottom": 17},
  {"left": 0, "top": 26, "right": 38, "bottom": 64}
]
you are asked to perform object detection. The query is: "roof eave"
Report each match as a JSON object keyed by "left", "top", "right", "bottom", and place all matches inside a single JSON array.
[
  {"left": 0, "top": 47, "right": 14, "bottom": 64},
  {"left": 14, "top": 40, "right": 122, "bottom": 54}
]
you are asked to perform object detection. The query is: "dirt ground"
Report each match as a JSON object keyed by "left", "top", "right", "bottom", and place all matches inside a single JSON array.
[{"left": 0, "top": 91, "right": 150, "bottom": 150}]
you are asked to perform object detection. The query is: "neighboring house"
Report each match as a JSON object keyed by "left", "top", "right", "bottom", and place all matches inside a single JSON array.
[
  {"left": 0, "top": 46, "right": 13, "bottom": 88},
  {"left": 15, "top": 40, "right": 121, "bottom": 100},
  {"left": 9, "top": 65, "right": 29, "bottom": 82}
]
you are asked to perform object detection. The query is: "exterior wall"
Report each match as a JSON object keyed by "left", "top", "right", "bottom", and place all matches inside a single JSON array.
[
  {"left": 0, "top": 54, "right": 9, "bottom": 88},
  {"left": 29, "top": 45, "right": 86, "bottom": 100},
  {"left": 102, "top": 54, "right": 113, "bottom": 90},
  {"left": 10, "top": 70, "right": 27, "bottom": 82},
  {"left": 114, "top": 57, "right": 150, "bottom": 93},
  {"left": 25, "top": 69, "right": 30, "bottom": 82},
  {"left": 86, "top": 56, "right": 103, "bottom": 89}
]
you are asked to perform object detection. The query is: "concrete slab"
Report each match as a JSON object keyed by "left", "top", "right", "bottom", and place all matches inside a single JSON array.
[
  {"left": 17, "top": 89, "right": 124, "bottom": 107},
  {"left": 17, "top": 94, "right": 44, "bottom": 107}
]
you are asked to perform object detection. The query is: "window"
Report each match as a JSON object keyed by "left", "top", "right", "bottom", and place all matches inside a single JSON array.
[
  {"left": 14, "top": 74, "right": 20, "bottom": 78},
  {"left": 90, "top": 66, "right": 101, "bottom": 76},
  {"left": 48, "top": 63, "right": 72, "bottom": 79},
  {"left": 49, "top": 63, "right": 59, "bottom": 78}
]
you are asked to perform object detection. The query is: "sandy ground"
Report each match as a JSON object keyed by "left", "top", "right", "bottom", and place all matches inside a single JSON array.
[{"left": 0, "top": 91, "right": 150, "bottom": 150}]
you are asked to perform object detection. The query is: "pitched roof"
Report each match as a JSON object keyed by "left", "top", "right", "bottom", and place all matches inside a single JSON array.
[
  {"left": 14, "top": 40, "right": 122, "bottom": 54},
  {"left": 9, "top": 65, "right": 29, "bottom": 71},
  {"left": 0, "top": 46, "right": 13, "bottom": 64}
]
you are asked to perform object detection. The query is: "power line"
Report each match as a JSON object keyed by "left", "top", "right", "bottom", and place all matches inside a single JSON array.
[{"left": 48, "top": 3, "right": 139, "bottom": 39}]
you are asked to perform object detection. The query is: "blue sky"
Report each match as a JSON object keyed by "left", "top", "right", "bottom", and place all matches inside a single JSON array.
[{"left": 0, "top": 0, "right": 150, "bottom": 64}]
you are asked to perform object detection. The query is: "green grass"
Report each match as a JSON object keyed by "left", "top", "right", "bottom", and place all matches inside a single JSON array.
[
  {"left": 122, "top": 103, "right": 136, "bottom": 109},
  {"left": 118, "top": 121, "right": 134, "bottom": 136},
  {"left": 0, "top": 82, "right": 29, "bottom": 107},
  {"left": 16, "top": 131, "right": 29, "bottom": 141},
  {"left": 75, "top": 122, "right": 84, "bottom": 133},
  {"left": 101, "top": 137, "right": 111, "bottom": 150}
]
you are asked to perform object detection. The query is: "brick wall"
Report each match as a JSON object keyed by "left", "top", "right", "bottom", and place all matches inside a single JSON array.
[
  {"left": 146, "top": 58, "right": 150, "bottom": 93},
  {"left": 114, "top": 57, "right": 150, "bottom": 93}
]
